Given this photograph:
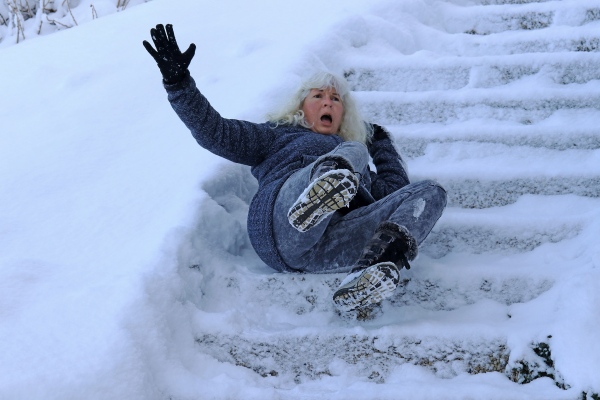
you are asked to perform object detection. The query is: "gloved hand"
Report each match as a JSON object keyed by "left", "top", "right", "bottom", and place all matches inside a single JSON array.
[
  {"left": 367, "top": 123, "right": 391, "bottom": 154},
  {"left": 143, "top": 24, "right": 196, "bottom": 84},
  {"left": 371, "top": 123, "right": 391, "bottom": 142}
]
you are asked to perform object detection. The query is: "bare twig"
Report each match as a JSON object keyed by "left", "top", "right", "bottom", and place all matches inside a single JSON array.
[
  {"left": 16, "top": 17, "right": 25, "bottom": 43},
  {"left": 117, "top": 0, "right": 130, "bottom": 11},
  {"left": 90, "top": 4, "right": 98, "bottom": 19},
  {"left": 36, "top": 0, "right": 44, "bottom": 34},
  {"left": 6, "top": 0, "right": 26, "bottom": 43},
  {"left": 46, "top": 13, "right": 70, "bottom": 28},
  {"left": 62, "top": 0, "right": 77, "bottom": 26}
]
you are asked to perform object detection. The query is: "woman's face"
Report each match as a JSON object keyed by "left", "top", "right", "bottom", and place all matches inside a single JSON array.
[{"left": 301, "top": 87, "right": 344, "bottom": 135}]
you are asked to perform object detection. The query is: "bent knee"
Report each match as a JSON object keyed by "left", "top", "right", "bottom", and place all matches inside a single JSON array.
[
  {"left": 422, "top": 179, "right": 446, "bottom": 193},
  {"left": 418, "top": 179, "right": 448, "bottom": 206}
]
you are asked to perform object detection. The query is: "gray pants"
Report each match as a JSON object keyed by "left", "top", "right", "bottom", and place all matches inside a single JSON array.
[{"left": 273, "top": 141, "right": 447, "bottom": 273}]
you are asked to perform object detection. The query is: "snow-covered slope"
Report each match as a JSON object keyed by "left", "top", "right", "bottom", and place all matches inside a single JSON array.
[{"left": 0, "top": 0, "right": 598, "bottom": 399}]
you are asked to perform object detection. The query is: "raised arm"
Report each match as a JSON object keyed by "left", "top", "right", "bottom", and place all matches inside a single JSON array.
[
  {"left": 368, "top": 124, "right": 410, "bottom": 199},
  {"left": 143, "top": 24, "right": 273, "bottom": 166},
  {"left": 143, "top": 24, "right": 196, "bottom": 85}
]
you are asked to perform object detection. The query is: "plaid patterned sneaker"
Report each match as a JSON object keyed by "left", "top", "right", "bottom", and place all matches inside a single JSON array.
[
  {"left": 287, "top": 169, "right": 358, "bottom": 232},
  {"left": 332, "top": 262, "right": 401, "bottom": 312}
]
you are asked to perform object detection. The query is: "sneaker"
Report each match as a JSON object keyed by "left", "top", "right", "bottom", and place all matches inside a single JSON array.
[
  {"left": 287, "top": 168, "right": 358, "bottom": 232},
  {"left": 332, "top": 262, "right": 400, "bottom": 312}
]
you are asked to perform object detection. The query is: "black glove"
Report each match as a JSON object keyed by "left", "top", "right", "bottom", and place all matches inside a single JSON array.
[
  {"left": 371, "top": 123, "right": 391, "bottom": 142},
  {"left": 367, "top": 123, "right": 390, "bottom": 153},
  {"left": 143, "top": 24, "right": 196, "bottom": 84}
]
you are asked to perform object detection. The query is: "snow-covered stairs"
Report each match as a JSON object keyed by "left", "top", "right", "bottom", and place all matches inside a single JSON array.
[
  {"left": 196, "top": 331, "right": 509, "bottom": 382},
  {"left": 188, "top": 0, "right": 600, "bottom": 390}
]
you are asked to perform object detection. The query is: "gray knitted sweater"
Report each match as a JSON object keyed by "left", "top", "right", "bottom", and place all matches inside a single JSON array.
[{"left": 165, "top": 74, "right": 409, "bottom": 272}]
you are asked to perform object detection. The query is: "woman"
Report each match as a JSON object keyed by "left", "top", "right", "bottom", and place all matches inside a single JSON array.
[{"left": 143, "top": 24, "right": 447, "bottom": 312}]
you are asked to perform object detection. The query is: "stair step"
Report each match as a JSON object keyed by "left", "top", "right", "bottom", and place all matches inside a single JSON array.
[
  {"left": 424, "top": 194, "right": 597, "bottom": 253},
  {"left": 457, "top": 11, "right": 553, "bottom": 35},
  {"left": 406, "top": 141, "right": 600, "bottom": 207},
  {"left": 391, "top": 265, "right": 554, "bottom": 311},
  {"left": 357, "top": 86, "right": 600, "bottom": 125},
  {"left": 410, "top": 141, "right": 600, "bottom": 178},
  {"left": 439, "top": 2, "right": 598, "bottom": 35},
  {"left": 195, "top": 331, "right": 509, "bottom": 382},
  {"left": 450, "top": 26, "right": 600, "bottom": 56},
  {"left": 477, "top": 0, "right": 555, "bottom": 5},
  {"left": 345, "top": 53, "right": 600, "bottom": 92},
  {"left": 191, "top": 254, "right": 554, "bottom": 319},
  {"left": 387, "top": 122, "right": 600, "bottom": 157},
  {"left": 427, "top": 210, "right": 580, "bottom": 256},
  {"left": 431, "top": 176, "right": 600, "bottom": 208}
]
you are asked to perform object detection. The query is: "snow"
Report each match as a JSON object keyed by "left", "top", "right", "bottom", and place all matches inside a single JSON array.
[{"left": 1, "top": 0, "right": 599, "bottom": 399}]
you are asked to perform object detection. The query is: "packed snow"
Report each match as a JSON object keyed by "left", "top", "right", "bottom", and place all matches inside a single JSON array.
[{"left": 1, "top": 0, "right": 599, "bottom": 399}]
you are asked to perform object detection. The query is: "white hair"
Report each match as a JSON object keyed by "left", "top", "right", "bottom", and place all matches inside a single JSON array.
[{"left": 268, "top": 71, "right": 372, "bottom": 144}]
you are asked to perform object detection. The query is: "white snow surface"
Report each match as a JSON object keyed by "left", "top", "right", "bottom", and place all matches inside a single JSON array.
[{"left": 1, "top": 0, "right": 599, "bottom": 399}]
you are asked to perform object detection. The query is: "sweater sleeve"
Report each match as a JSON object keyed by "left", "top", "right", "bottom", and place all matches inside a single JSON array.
[
  {"left": 368, "top": 127, "right": 410, "bottom": 200},
  {"left": 164, "top": 73, "right": 274, "bottom": 166}
]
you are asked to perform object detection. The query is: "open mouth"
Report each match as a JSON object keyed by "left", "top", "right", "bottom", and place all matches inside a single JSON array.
[{"left": 320, "top": 114, "right": 333, "bottom": 124}]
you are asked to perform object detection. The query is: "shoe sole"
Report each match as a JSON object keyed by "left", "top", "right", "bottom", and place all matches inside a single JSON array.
[
  {"left": 332, "top": 262, "right": 400, "bottom": 312},
  {"left": 287, "top": 169, "right": 358, "bottom": 233}
]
